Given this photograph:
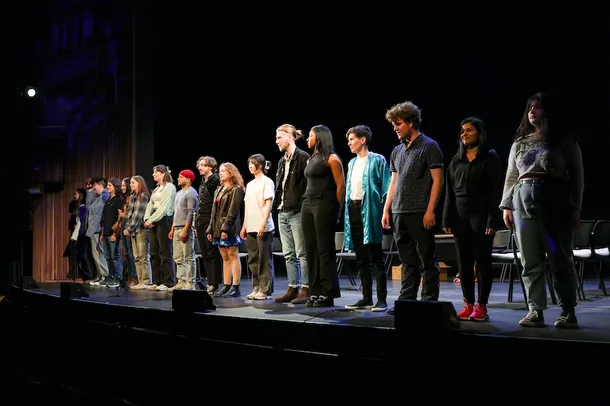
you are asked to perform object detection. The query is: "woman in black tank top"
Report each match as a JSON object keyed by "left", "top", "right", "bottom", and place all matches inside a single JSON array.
[{"left": 301, "top": 125, "right": 345, "bottom": 307}]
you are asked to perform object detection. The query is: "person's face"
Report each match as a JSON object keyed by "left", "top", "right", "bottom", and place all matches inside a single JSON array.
[
  {"left": 86, "top": 179, "right": 93, "bottom": 190},
  {"left": 177, "top": 174, "right": 187, "bottom": 187},
  {"left": 93, "top": 182, "right": 104, "bottom": 194},
  {"left": 121, "top": 181, "right": 127, "bottom": 194},
  {"left": 153, "top": 169, "right": 164, "bottom": 183},
  {"left": 248, "top": 160, "right": 259, "bottom": 175},
  {"left": 130, "top": 178, "right": 139, "bottom": 193},
  {"left": 528, "top": 100, "right": 544, "bottom": 127},
  {"left": 73, "top": 190, "right": 79, "bottom": 200},
  {"left": 460, "top": 122, "right": 479, "bottom": 148},
  {"left": 307, "top": 131, "right": 317, "bottom": 150},
  {"left": 347, "top": 133, "right": 365, "bottom": 154},
  {"left": 219, "top": 166, "right": 228, "bottom": 182},
  {"left": 106, "top": 182, "right": 116, "bottom": 195},
  {"left": 276, "top": 130, "right": 292, "bottom": 152},
  {"left": 392, "top": 119, "right": 412, "bottom": 141},
  {"left": 197, "top": 160, "right": 212, "bottom": 176}
]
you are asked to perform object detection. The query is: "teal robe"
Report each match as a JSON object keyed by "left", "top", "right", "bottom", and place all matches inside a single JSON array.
[{"left": 344, "top": 151, "right": 391, "bottom": 250}]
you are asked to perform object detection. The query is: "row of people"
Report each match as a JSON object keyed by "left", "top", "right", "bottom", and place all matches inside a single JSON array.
[{"left": 67, "top": 92, "right": 583, "bottom": 328}]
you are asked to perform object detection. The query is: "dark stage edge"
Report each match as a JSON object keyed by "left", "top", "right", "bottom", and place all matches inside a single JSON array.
[{"left": 4, "top": 281, "right": 610, "bottom": 404}]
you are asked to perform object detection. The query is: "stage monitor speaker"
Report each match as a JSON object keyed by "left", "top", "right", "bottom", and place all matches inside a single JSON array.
[
  {"left": 394, "top": 300, "right": 460, "bottom": 333},
  {"left": 172, "top": 289, "right": 216, "bottom": 313},
  {"left": 60, "top": 282, "right": 89, "bottom": 299},
  {"left": 21, "top": 276, "right": 39, "bottom": 289}
]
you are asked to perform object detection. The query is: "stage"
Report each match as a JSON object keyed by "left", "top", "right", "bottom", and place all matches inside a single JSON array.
[
  {"left": 18, "top": 277, "right": 610, "bottom": 344},
  {"left": 4, "top": 276, "right": 610, "bottom": 404}
]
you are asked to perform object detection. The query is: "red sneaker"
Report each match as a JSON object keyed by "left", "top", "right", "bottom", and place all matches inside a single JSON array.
[
  {"left": 457, "top": 302, "right": 474, "bottom": 321},
  {"left": 469, "top": 304, "right": 489, "bottom": 321}
]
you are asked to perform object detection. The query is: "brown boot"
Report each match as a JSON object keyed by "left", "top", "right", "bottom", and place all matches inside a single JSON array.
[
  {"left": 274, "top": 287, "right": 299, "bottom": 303},
  {"left": 291, "top": 287, "right": 309, "bottom": 304}
]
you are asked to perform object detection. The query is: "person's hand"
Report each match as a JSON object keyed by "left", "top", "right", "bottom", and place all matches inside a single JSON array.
[{"left": 503, "top": 209, "right": 513, "bottom": 229}]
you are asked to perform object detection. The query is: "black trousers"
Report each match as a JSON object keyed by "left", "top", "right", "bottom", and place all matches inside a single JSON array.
[
  {"left": 452, "top": 213, "right": 494, "bottom": 305},
  {"left": 197, "top": 223, "right": 222, "bottom": 286},
  {"left": 392, "top": 212, "right": 440, "bottom": 301},
  {"left": 150, "top": 216, "right": 176, "bottom": 287},
  {"left": 348, "top": 202, "right": 387, "bottom": 301},
  {"left": 301, "top": 194, "right": 340, "bottom": 298},
  {"left": 68, "top": 237, "right": 93, "bottom": 281}
]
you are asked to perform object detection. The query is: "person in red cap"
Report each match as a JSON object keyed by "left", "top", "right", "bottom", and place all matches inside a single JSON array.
[{"left": 168, "top": 169, "right": 199, "bottom": 292}]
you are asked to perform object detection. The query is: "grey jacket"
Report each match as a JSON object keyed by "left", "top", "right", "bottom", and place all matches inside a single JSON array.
[{"left": 86, "top": 189, "right": 109, "bottom": 237}]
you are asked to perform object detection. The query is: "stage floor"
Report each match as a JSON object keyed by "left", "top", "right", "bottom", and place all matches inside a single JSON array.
[{"left": 32, "top": 276, "right": 610, "bottom": 344}]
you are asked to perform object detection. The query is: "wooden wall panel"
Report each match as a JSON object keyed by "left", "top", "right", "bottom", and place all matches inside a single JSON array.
[
  {"left": 32, "top": 132, "right": 133, "bottom": 282},
  {"left": 31, "top": 1, "right": 133, "bottom": 282}
]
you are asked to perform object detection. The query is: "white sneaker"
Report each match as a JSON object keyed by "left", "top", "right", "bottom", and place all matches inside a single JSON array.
[
  {"left": 155, "top": 284, "right": 169, "bottom": 291},
  {"left": 253, "top": 291, "right": 269, "bottom": 300},
  {"left": 246, "top": 287, "right": 260, "bottom": 299}
]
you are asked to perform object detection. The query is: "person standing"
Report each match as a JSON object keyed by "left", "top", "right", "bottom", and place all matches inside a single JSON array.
[
  {"left": 195, "top": 156, "right": 222, "bottom": 294},
  {"left": 343, "top": 125, "right": 391, "bottom": 312},
  {"left": 169, "top": 170, "right": 199, "bottom": 292},
  {"left": 301, "top": 125, "right": 345, "bottom": 307},
  {"left": 240, "top": 154, "right": 276, "bottom": 300},
  {"left": 500, "top": 92, "right": 583, "bottom": 329},
  {"left": 443, "top": 117, "right": 503, "bottom": 321},
  {"left": 272, "top": 124, "right": 311, "bottom": 304},
  {"left": 382, "top": 101, "right": 444, "bottom": 314}
]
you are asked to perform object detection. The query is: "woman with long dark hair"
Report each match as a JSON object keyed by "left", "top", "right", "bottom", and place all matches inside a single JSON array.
[
  {"left": 500, "top": 92, "right": 584, "bottom": 328},
  {"left": 301, "top": 125, "right": 345, "bottom": 307},
  {"left": 119, "top": 177, "right": 137, "bottom": 286},
  {"left": 443, "top": 117, "right": 503, "bottom": 321}
]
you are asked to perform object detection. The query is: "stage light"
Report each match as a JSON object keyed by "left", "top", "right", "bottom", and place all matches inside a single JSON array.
[{"left": 26, "top": 87, "right": 36, "bottom": 97}]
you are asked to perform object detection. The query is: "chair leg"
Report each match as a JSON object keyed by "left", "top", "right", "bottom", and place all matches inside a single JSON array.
[{"left": 599, "top": 261, "right": 607, "bottom": 296}]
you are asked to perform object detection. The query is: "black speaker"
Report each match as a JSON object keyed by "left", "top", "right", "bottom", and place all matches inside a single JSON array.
[
  {"left": 394, "top": 300, "right": 460, "bottom": 333},
  {"left": 60, "top": 282, "right": 89, "bottom": 299},
  {"left": 172, "top": 289, "right": 216, "bottom": 312},
  {"left": 21, "top": 276, "right": 39, "bottom": 289}
]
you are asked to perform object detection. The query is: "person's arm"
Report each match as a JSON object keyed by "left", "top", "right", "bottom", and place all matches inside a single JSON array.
[
  {"left": 499, "top": 143, "right": 519, "bottom": 211},
  {"left": 329, "top": 154, "right": 345, "bottom": 208},
  {"left": 259, "top": 179, "right": 274, "bottom": 234}
]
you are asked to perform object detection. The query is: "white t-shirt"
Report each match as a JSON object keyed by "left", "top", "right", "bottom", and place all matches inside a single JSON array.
[
  {"left": 350, "top": 155, "right": 367, "bottom": 201},
  {"left": 243, "top": 175, "right": 275, "bottom": 233}
]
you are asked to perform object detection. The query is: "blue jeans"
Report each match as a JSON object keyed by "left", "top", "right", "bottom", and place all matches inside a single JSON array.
[
  {"left": 278, "top": 210, "right": 308, "bottom": 287},
  {"left": 102, "top": 236, "right": 124, "bottom": 281},
  {"left": 121, "top": 227, "right": 137, "bottom": 278}
]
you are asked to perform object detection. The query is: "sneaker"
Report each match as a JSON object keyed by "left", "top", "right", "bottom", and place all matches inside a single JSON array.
[
  {"left": 457, "top": 303, "right": 474, "bottom": 321},
  {"left": 345, "top": 299, "right": 373, "bottom": 310},
  {"left": 168, "top": 280, "right": 186, "bottom": 292},
  {"left": 246, "top": 287, "right": 260, "bottom": 300},
  {"left": 469, "top": 304, "right": 489, "bottom": 322},
  {"left": 252, "top": 291, "right": 269, "bottom": 300},
  {"left": 554, "top": 311, "right": 578, "bottom": 329},
  {"left": 371, "top": 300, "right": 388, "bottom": 312},
  {"left": 519, "top": 310, "right": 544, "bottom": 327}
]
